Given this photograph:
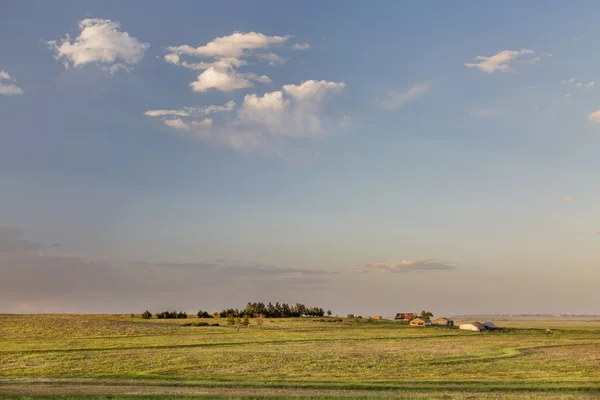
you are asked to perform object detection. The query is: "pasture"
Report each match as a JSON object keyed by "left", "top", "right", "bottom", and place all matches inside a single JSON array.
[{"left": 1, "top": 314, "right": 600, "bottom": 399}]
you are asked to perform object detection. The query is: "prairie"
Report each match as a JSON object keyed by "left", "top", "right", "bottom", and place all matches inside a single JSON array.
[{"left": 1, "top": 314, "right": 600, "bottom": 399}]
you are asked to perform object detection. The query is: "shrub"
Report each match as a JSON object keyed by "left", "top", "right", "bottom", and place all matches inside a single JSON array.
[
  {"left": 242, "top": 314, "right": 250, "bottom": 327},
  {"left": 177, "top": 311, "right": 188, "bottom": 319},
  {"left": 347, "top": 314, "right": 355, "bottom": 319},
  {"left": 211, "top": 323, "right": 220, "bottom": 327},
  {"left": 141, "top": 310, "right": 152, "bottom": 320},
  {"left": 367, "top": 317, "right": 374, "bottom": 322},
  {"left": 197, "top": 310, "right": 213, "bottom": 318}
]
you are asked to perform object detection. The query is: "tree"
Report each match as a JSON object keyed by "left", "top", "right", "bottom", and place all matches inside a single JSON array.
[
  {"left": 327, "top": 310, "right": 332, "bottom": 317},
  {"left": 177, "top": 311, "right": 187, "bottom": 319},
  {"left": 226, "top": 313, "right": 235, "bottom": 325},
  {"left": 420, "top": 310, "right": 433, "bottom": 320},
  {"left": 241, "top": 314, "right": 250, "bottom": 327},
  {"left": 141, "top": 310, "right": 152, "bottom": 319}
]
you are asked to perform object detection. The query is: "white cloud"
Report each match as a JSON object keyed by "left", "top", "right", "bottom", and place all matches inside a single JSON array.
[
  {"left": 190, "top": 118, "right": 213, "bottom": 128},
  {"left": 47, "top": 18, "right": 149, "bottom": 72},
  {"left": 165, "top": 31, "right": 302, "bottom": 92},
  {"left": 166, "top": 32, "right": 289, "bottom": 58},
  {"left": 0, "top": 70, "right": 23, "bottom": 95},
  {"left": 145, "top": 101, "right": 235, "bottom": 118},
  {"left": 576, "top": 81, "right": 595, "bottom": 88},
  {"left": 256, "top": 53, "right": 285, "bottom": 66},
  {"left": 164, "top": 118, "right": 190, "bottom": 130},
  {"left": 382, "top": 81, "right": 432, "bottom": 110},
  {"left": 588, "top": 110, "right": 600, "bottom": 122},
  {"left": 202, "top": 100, "right": 236, "bottom": 114},
  {"left": 190, "top": 67, "right": 253, "bottom": 92},
  {"left": 356, "top": 259, "right": 456, "bottom": 273},
  {"left": 465, "top": 49, "right": 537, "bottom": 73},
  {"left": 283, "top": 80, "right": 345, "bottom": 102},
  {"left": 148, "top": 80, "right": 345, "bottom": 151},
  {"left": 144, "top": 109, "right": 191, "bottom": 117},
  {"left": 292, "top": 43, "right": 311, "bottom": 50}
]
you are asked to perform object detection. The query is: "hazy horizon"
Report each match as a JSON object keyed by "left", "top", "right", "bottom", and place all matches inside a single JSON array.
[{"left": 1, "top": 1, "right": 599, "bottom": 315}]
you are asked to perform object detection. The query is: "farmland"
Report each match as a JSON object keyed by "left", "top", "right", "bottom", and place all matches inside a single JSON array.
[{"left": 1, "top": 314, "right": 600, "bottom": 399}]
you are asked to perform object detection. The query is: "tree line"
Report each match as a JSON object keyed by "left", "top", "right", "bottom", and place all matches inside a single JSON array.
[
  {"left": 141, "top": 302, "right": 330, "bottom": 320},
  {"left": 218, "top": 302, "right": 327, "bottom": 318}
]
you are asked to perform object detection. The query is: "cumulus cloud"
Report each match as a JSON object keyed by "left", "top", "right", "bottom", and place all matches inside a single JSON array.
[
  {"left": 164, "top": 31, "right": 305, "bottom": 92},
  {"left": 166, "top": 32, "right": 289, "bottom": 58},
  {"left": 465, "top": 49, "right": 539, "bottom": 74},
  {"left": 46, "top": 18, "right": 149, "bottom": 72},
  {"left": 0, "top": 70, "right": 24, "bottom": 95},
  {"left": 382, "top": 82, "right": 432, "bottom": 110},
  {"left": 0, "top": 227, "right": 334, "bottom": 313},
  {"left": 355, "top": 259, "right": 456, "bottom": 273},
  {"left": 146, "top": 80, "right": 345, "bottom": 151}
]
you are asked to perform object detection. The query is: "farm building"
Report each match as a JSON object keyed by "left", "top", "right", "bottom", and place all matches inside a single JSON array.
[
  {"left": 372, "top": 316, "right": 382, "bottom": 320},
  {"left": 432, "top": 317, "right": 454, "bottom": 326},
  {"left": 459, "top": 322, "right": 487, "bottom": 332},
  {"left": 410, "top": 317, "right": 431, "bottom": 327},
  {"left": 395, "top": 312, "right": 416, "bottom": 321},
  {"left": 483, "top": 322, "right": 499, "bottom": 330}
]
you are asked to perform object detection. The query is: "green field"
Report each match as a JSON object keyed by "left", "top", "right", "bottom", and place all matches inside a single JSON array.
[{"left": 1, "top": 314, "right": 600, "bottom": 399}]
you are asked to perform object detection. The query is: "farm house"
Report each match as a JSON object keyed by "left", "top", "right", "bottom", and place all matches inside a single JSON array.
[
  {"left": 394, "top": 312, "right": 416, "bottom": 321},
  {"left": 432, "top": 317, "right": 454, "bottom": 326},
  {"left": 410, "top": 317, "right": 431, "bottom": 327}
]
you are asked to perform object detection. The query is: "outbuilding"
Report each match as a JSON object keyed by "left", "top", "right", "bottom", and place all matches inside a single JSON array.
[
  {"left": 432, "top": 317, "right": 454, "bottom": 326},
  {"left": 410, "top": 317, "right": 431, "bottom": 327},
  {"left": 459, "top": 322, "right": 486, "bottom": 332}
]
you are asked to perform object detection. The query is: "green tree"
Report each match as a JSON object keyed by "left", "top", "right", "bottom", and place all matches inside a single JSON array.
[
  {"left": 420, "top": 310, "right": 433, "bottom": 319},
  {"left": 141, "top": 310, "right": 152, "bottom": 319},
  {"left": 327, "top": 309, "right": 332, "bottom": 317}
]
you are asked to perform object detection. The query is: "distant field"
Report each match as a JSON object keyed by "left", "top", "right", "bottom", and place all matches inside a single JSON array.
[{"left": 1, "top": 314, "right": 600, "bottom": 399}]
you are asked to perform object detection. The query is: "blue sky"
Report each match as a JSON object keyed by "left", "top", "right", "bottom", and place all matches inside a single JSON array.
[{"left": 1, "top": 1, "right": 600, "bottom": 315}]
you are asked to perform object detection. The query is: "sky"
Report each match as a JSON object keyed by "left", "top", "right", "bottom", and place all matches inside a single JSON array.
[{"left": 1, "top": 1, "right": 600, "bottom": 316}]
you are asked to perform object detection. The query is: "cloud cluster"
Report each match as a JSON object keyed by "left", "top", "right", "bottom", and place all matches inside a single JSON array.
[
  {"left": 355, "top": 259, "right": 456, "bottom": 273},
  {"left": 465, "top": 49, "right": 541, "bottom": 74},
  {"left": 165, "top": 31, "right": 307, "bottom": 92},
  {"left": 382, "top": 82, "right": 432, "bottom": 110},
  {"left": 0, "top": 227, "right": 334, "bottom": 313},
  {"left": 0, "top": 70, "right": 23, "bottom": 95},
  {"left": 145, "top": 80, "right": 345, "bottom": 150},
  {"left": 46, "top": 18, "right": 149, "bottom": 73}
]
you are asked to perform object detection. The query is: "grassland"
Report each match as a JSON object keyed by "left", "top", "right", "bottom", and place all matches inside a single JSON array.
[{"left": 1, "top": 314, "right": 600, "bottom": 399}]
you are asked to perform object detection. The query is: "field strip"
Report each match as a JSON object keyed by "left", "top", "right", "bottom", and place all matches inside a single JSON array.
[
  {"left": 0, "top": 334, "right": 465, "bottom": 354},
  {"left": 2, "top": 379, "right": 600, "bottom": 395}
]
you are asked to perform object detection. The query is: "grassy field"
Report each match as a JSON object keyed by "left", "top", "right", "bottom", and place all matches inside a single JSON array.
[{"left": 1, "top": 314, "right": 600, "bottom": 399}]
